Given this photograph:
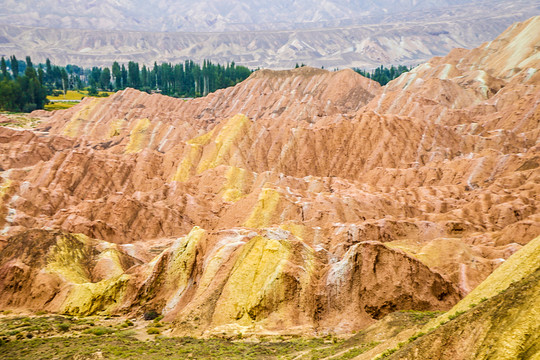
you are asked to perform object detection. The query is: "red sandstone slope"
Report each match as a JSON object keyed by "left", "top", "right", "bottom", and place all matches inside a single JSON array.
[{"left": 0, "top": 17, "right": 538, "bottom": 336}]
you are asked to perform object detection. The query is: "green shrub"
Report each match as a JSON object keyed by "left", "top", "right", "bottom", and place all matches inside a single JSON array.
[
  {"left": 408, "top": 332, "right": 425, "bottom": 343},
  {"left": 376, "top": 347, "right": 398, "bottom": 359},
  {"left": 83, "top": 327, "right": 115, "bottom": 336},
  {"left": 57, "top": 323, "right": 70, "bottom": 332},
  {"left": 143, "top": 310, "right": 160, "bottom": 321},
  {"left": 448, "top": 310, "right": 465, "bottom": 320},
  {"left": 146, "top": 328, "right": 160, "bottom": 335}
]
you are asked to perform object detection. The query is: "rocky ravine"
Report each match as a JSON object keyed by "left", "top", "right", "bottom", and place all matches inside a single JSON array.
[{"left": 0, "top": 16, "right": 539, "bottom": 338}]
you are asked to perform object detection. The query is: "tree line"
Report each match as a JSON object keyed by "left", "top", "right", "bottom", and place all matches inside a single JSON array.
[
  {"left": 354, "top": 65, "right": 411, "bottom": 86},
  {"left": 52, "top": 59, "right": 253, "bottom": 98},
  {"left": 0, "top": 56, "right": 48, "bottom": 112},
  {"left": 0, "top": 55, "right": 253, "bottom": 112}
]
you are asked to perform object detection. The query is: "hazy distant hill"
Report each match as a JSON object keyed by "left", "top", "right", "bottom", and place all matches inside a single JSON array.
[
  {"left": 0, "top": 0, "right": 501, "bottom": 32},
  {"left": 0, "top": 0, "right": 539, "bottom": 69}
]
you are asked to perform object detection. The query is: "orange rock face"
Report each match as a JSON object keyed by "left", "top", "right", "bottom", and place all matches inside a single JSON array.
[{"left": 0, "top": 17, "right": 539, "bottom": 336}]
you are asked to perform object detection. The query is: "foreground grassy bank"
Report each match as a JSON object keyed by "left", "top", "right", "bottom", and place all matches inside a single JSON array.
[
  {"left": 0, "top": 312, "right": 422, "bottom": 360},
  {"left": 2, "top": 335, "right": 330, "bottom": 360}
]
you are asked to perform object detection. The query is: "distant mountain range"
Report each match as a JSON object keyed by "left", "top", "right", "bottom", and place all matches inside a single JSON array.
[
  {"left": 0, "top": 0, "right": 499, "bottom": 32},
  {"left": 0, "top": 0, "right": 539, "bottom": 69}
]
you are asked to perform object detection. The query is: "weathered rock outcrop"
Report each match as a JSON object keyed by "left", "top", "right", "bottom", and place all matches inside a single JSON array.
[{"left": 0, "top": 17, "right": 539, "bottom": 336}]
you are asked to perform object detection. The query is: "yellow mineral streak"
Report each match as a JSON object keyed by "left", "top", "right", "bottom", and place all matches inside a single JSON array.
[
  {"left": 172, "top": 115, "right": 250, "bottom": 182},
  {"left": 108, "top": 119, "right": 125, "bottom": 138},
  {"left": 188, "top": 129, "right": 216, "bottom": 146},
  {"left": 46, "top": 233, "right": 91, "bottom": 284},
  {"left": 168, "top": 226, "right": 205, "bottom": 283},
  {"left": 196, "top": 114, "right": 250, "bottom": 173},
  {"left": 125, "top": 118, "right": 151, "bottom": 154},
  {"left": 211, "top": 236, "right": 291, "bottom": 325},
  {"left": 387, "top": 238, "right": 473, "bottom": 269},
  {"left": 476, "top": 282, "right": 540, "bottom": 360},
  {"left": 0, "top": 178, "right": 11, "bottom": 195},
  {"left": 173, "top": 146, "right": 203, "bottom": 182},
  {"left": 63, "top": 99, "right": 100, "bottom": 137},
  {"left": 96, "top": 242, "right": 125, "bottom": 279},
  {"left": 279, "top": 223, "right": 307, "bottom": 241},
  {"left": 197, "top": 240, "right": 242, "bottom": 292},
  {"left": 424, "top": 235, "right": 540, "bottom": 329},
  {"left": 244, "top": 187, "right": 281, "bottom": 228},
  {"left": 46, "top": 233, "right": 130, "bottom": 315},
  {"left": 61, "top": 274, "right": 130, "bottom": 315},
  {"left": 0, "top": 178, "right": 12, "bottom": 226},
  {"left": 221, "top": 166, "right": 247, "bottom": 202},
  {"left": 163, "top": 227, "right": 206, "bottom": 312},
  {"left": 0, "top": 178, "right": 11, "bottom": 203},
  {"left": 172, "top": 129, "right": 216, "bottom": 182}
]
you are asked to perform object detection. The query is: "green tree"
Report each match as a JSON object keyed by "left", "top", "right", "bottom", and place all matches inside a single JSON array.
[
  {"left": 89, "top": 67, "right": 101, "bottom": 89},
  {"left": 112, "top": 61, "right": 121, "bottom": 90},
  {"left": 0, "top": 55, "right": 47, "bottom": 112},
  {"left": 100, "top": 67, "right": 111, "bottom": 90},
  {"left": 0, "top": 57, "right": 8, "bottom": 80},
  {"left": 25, "top": 56, "right": 36, "bottom": 78},
  {"left": 0, "top": 80, "right": 22, "bottom": 110},
  {"left": 37, "top": 68, "right": 44, "bottom": 85},
  {"left": 128, "top": 61, "right": 140, "bottom": 88},
  {"left": 141, "top": 65, "right": 148, "bottom": 89},
  {"left": 61, "top": 68, "right": 69, "bottom": 94},
  {"left": 121, "top": 64, "right": 128, "bottom": 89},
  {"left": 152, "top": 62, "right": 159, "bottom": 89},
  {"left": 45, "top": 58, "right": 52, "bottom": 83},
  {"left": 10, "top": 55, "right": 18, "bottom": 78}
]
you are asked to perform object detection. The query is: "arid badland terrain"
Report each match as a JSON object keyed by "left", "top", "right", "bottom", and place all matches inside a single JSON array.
[{"left": 0, "top": 15, "right": 539, "bottom": 359}]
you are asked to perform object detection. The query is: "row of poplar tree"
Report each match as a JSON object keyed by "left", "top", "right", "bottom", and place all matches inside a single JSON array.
[
  {"left": 47, "top": 59, "right": 252, "bottom": 98},
  {"left": 0, "top": 56, "right": 48, "bottom": 112},
  {"left": 354, "top": 65, "right": 411, "bottom": 86},
  {"left": 0, "top": 55, "right": 253, "bottom": 112}
]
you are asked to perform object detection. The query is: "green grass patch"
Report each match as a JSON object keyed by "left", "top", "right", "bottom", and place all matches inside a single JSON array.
[
  {"left": 44, "top": 102, "right": 79, "bottom": 111},
  {"left": 48, "top": 90, "right": 86, "bottom": 101},
  {"left": 84, "top": 326, "right": 116, "bottom": 336},
  {"left": 57, "top": 323, "right": 70, "bottom": 332},
  {"left": 448, "top": 310, "right": 466, "bottom": 321},
  {"left": 47, "top": 90, "right": 113, "bottom": 101},
  {"left": 336, "top": 342, "right": 380, "bottom": 359},
  {"left": 398, "top": 310, "right": 443, "bottom": 323},
  {"left": 146, "top": 327, "right": 160, "bottom": 335},
  {"left": 0, "top": 333, "right": 344, "bottom": 360}
]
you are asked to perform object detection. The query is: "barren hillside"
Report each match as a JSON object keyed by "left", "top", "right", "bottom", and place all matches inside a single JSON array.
[{"left": 0, "top": 16, "right": 538, "bottom": 347}]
